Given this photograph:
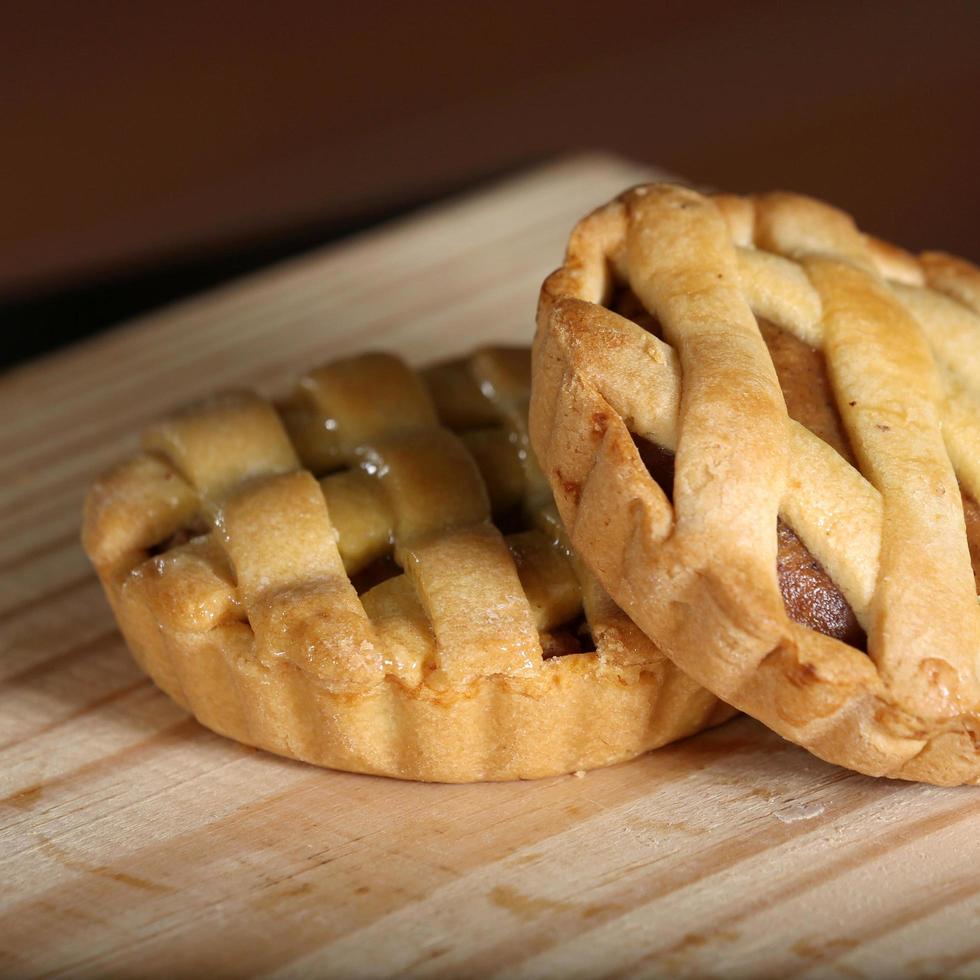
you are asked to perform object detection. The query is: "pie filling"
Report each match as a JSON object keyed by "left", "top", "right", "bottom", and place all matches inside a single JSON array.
[
  {"left": 541, "top": 614, "right": 596, "bottom": 659},
  {"left": 963, "top": 496, "right": 980, "bottom": 588},
  {"left": 148, "top": 518, "right": 208, "bottom": 557},
  {"left": 349, "top": 553, "right": 402, "bottom": 594}
]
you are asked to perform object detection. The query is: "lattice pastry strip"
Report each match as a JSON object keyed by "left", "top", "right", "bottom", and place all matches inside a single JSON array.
[
  {"left": 281, "top": 351, "right": 438, "bottom": 471},
  {"left": 403, "top": 525, "right": 541, "bottom": 684},
  {"left": 806, "top": 257, "right": 976, "bottom": 705},
  {"left": 532, "top": 183, "right": 980, "bottom": 785},
  {"left": 143, "top": 391, "right": 299, "bottom": 508},
  {"left": 218, "top": 470, "right": 382, "bottom": 690},
  {"left": 358, "top": 429, "right": 491, "bottom": 551},
  {"left": 84, "top": 346, "right": 733, "bottom": 780}
]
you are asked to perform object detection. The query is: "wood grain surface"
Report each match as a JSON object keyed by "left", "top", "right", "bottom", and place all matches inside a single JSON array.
[{"left": 2, "top": 155, "right": 978, "bottom": 980}]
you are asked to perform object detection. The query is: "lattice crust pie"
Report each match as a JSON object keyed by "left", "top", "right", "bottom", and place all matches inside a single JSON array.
[
  {"left": 83, "top": 347, "right": 732, "bottom": 782},
  {"left": 531, "top": 183, "right": 980, "bottom": 786}
]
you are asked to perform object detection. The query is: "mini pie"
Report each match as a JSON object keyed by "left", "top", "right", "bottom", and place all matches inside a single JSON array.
[
  {"left": 531, "top": 183, "right": 980, "bottom": 786},
  {"left": 83, "top": 346, "right": 732, "bottom": 782}
]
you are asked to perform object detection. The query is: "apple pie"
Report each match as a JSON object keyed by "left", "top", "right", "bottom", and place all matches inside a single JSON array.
[
  {"left": 83, "top": 346, "right": 731, "bottom": 781},
  {"left": 531, "top": 183, "right": 980, "bottom": 785}
]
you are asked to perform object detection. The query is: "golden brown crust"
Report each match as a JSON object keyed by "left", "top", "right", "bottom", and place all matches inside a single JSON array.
[
  {"left": 83, "top": 346, "right": 732, "bottom": 782},
  {"left": 531, "top": 184, "right": 980, "bottom": 786}
]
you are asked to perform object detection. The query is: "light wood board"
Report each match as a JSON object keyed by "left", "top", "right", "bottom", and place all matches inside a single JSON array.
[{"left": 2, "top": 154, "right": 978, "bottom": 979}]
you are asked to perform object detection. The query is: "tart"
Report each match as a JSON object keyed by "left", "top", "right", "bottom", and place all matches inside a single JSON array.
[
  {"left": 83, "top": 346, "right": 732, "bottom": 782},
  {"left": 531, "top": 183, "right": 980, "bottom": 785}
]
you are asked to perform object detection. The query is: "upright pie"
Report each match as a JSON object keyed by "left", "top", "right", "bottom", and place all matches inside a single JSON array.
[
  {"left": 532, "top": 183, "right": 980, "bottom": 786},
  {"left": 83, "top": 346, "right": 731, "bottom": 782}
]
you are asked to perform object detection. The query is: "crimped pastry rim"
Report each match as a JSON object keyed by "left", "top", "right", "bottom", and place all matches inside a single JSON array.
[{"left": 100, "top": 579, "right": 728, "bottom": 781}]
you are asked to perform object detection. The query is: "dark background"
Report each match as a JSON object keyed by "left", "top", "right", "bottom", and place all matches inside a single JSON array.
[{"left": 4, "top": 0, "right": 979, "bottom": 367}]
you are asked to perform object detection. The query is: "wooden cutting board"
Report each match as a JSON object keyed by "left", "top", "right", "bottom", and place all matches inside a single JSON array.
[{"left": 2, "top": 155, "right": 978, "bottom": 980}]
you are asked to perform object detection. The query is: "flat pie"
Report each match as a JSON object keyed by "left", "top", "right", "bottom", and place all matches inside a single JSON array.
[
  {"left": 83, "top": 346, "right": 731, "bottom": 782},
  {"left": 531, "top": 183, "right": 980, "bottom": 785}
]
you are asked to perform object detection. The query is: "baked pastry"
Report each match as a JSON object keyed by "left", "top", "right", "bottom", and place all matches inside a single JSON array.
[
  {"left": 531, "top": 183, "right": 980, "bottom": 785},
  {"left": 83, "top": 346, "right": 731, "bottom": 782}
]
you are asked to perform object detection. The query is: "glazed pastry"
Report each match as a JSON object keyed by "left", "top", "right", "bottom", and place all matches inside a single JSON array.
[
  {"left": 531, "top": 183, "right": 980, "bottom": 786},
  {"left": 83, "top": 347, "right": 732, "bottom": 782}
]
